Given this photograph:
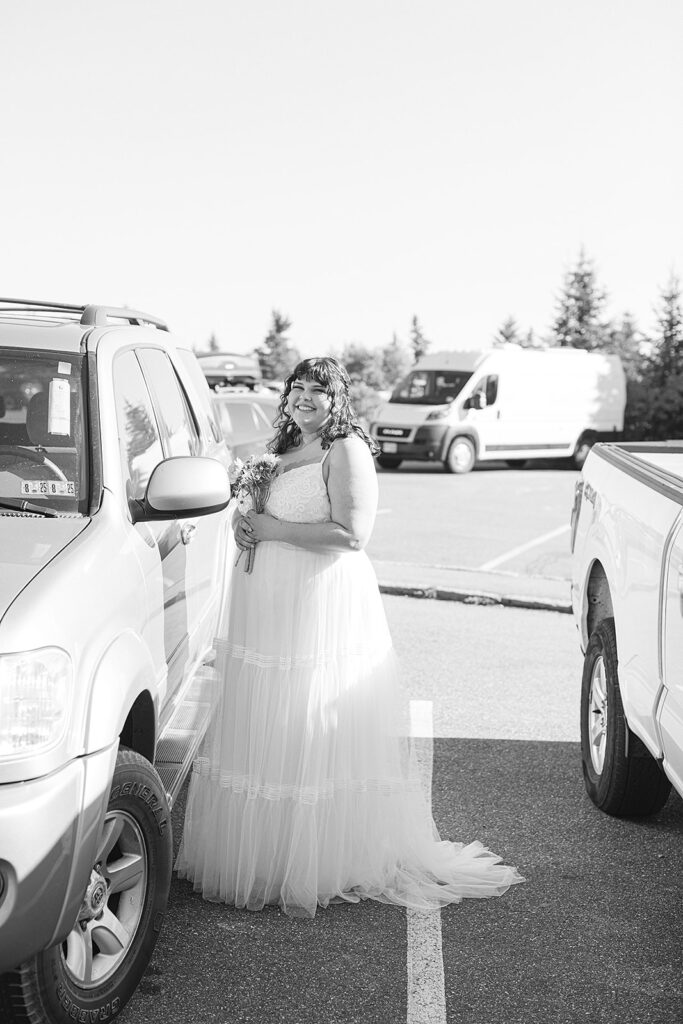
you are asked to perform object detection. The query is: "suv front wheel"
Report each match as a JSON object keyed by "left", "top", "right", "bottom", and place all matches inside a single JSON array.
[{"left": 1, "top": 749, "right": 172, "bottom": 1023}]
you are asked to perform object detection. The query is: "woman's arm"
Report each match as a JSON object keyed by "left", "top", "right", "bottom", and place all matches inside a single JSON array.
[{"left": 246, "top": 436, "right": 378, "bottom": 553}]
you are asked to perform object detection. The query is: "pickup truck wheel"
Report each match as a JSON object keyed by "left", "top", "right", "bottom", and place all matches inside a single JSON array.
[
  {"left": 0, "top": 749, "right": 172, "bottom": 1024},
  {"left": 377, "top": 455, "right": 403, "bottom": 469},
  {"left": 580, "top": 619, "right": 672, "bottom": 816},
  {"left": 444, "top": 436, "right": 476, "bottom": 474}
]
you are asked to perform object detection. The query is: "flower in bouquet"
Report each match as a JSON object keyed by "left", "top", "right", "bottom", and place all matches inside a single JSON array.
[{"left": 232, "top": 452, "right": 280, "bottom": 573}]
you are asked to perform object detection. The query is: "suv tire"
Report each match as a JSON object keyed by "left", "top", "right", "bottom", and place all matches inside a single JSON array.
[
  {"left": 0, "top": 749, "right": 172, "bottom": 1023},
  {"left": 377, "top": 455, "right": 403, "bottom": 470}
]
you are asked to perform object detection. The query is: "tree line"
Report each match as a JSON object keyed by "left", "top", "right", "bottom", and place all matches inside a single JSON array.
[
  {"left": 493, "top": 250, "right": 683, "bottom": 441},
  {"left": 206, "top": 250, "right": 683, "bottom": 439}
]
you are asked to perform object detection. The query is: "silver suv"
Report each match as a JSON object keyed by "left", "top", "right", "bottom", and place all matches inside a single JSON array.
[{"left": 0, "top": 299, "right": 231, "bottom": 1023}]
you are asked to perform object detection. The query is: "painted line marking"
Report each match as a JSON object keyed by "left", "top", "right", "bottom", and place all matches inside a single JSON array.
[
  {"left": 478, "top": 524, "right": 570, "bottom": 571},
  {"left": 407, "top": 700, "right": 447, "bottom": 1024}
]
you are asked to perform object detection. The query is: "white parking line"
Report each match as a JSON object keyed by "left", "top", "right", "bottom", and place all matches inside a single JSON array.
[
  {"left": 478, "top": 524, "right": 570, "bottom": 571},
  {"left": 407, "top": 701, "right": 447, "bottom": 1024}
]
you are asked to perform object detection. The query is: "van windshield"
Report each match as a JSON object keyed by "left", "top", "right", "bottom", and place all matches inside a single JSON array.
[
  {"left": 0, "top": 348, "right": 88, "bottom": 514},
  {"left": 390, "top": 369, "right": 473, "bottom": 405}
]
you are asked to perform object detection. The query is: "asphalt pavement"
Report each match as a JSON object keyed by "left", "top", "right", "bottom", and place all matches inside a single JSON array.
[{"left": 119, "top": 597, "right": 683, "bottom": 1024}]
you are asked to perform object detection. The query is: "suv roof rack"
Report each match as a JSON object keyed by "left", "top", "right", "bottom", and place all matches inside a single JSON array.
[{"left": 0, "top": 298, "right": 168, "bottom": 331}]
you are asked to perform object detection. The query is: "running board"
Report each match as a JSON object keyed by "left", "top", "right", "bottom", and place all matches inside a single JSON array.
[{"left": 155, "top": 662, "right": 217, "bottom": 809}]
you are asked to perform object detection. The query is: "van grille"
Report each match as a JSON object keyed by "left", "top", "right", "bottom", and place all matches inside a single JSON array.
[{"left": 376, "top": 426, "right": 412, "bottom": 439}]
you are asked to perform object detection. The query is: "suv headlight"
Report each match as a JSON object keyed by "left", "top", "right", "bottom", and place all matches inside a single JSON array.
[
  {"left": 0, "top": 647, "right": 72, "bottom": 757},
  {"left": 426, "top": 406, "right": 451, "bottom": 421}
]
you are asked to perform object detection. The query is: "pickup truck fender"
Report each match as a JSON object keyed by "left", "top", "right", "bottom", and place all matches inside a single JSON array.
[
  {"left": 84, "top": 630, "right": 161, "bottom": 758},
  {"left": 574, "top": 509, "right": 619, "bottom": 651}
]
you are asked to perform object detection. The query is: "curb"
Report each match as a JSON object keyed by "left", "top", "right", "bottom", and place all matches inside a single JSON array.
[{"left": 377, "top": 582, "right": 572, "bottom": 614}]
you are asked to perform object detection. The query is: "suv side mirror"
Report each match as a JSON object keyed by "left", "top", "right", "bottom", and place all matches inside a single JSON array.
[{"left": 132, "top": 456, "right": 230, "bottom": 522}]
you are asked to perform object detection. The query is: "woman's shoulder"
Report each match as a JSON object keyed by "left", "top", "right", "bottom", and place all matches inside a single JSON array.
[
  {"left": 327, "top": 433, "right": 373, "bottom": 459},
  {"left": 324, "top": 434, "right": 376, "bottom": 480}
]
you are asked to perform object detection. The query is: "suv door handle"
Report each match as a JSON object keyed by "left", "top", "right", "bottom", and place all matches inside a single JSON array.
[{"left": 181, "top": 523, "right": 197, "bottom": 545}]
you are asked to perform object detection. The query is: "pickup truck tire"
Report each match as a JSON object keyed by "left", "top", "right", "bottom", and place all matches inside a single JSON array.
[
  {"left": 377, "top": 455, "right": 403, "bottom": 469},
  {"left": 580, "top": 618, "right": 672, "bottom": 816},
  {"left": 444, "top": 436, "right": 476, "bottom": 474},
  {"left": 0, "top": 749, "right": 172, "bottom": 1024}
]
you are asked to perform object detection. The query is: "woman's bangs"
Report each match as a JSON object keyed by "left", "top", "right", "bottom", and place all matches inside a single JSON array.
[{"left": 294, "top": 360, "right": 339, "bottom": 392}]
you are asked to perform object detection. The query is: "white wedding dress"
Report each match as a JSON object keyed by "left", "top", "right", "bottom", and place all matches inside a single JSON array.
[{"left": 175, "top": 455, "right": 523, "bottom": 917}]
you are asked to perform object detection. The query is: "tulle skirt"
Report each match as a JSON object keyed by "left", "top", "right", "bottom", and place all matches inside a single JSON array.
[{"left": 175, "top": 537, "right": 523, "bottom": 917}]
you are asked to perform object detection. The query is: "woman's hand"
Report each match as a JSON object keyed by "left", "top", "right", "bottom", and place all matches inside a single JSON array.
[
  {"left": 233, "top": 514, "right": 256, "bottom": 552},
  {"left": 245, "top": 509, "right": 281, "bottom": 542}
]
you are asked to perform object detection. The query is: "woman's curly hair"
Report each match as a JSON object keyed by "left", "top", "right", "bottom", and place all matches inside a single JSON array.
[{"left": 268, "top": 357, "right": 379, "bottom": 456}]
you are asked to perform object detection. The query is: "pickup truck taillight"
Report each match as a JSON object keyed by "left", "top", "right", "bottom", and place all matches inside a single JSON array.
[{"left": 570, "top": 480, "right": 584, "bottom": 553}]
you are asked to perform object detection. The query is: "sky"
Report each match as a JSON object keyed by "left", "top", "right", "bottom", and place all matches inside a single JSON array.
[{"left": 2, "top": 1, "right": 682, "bottom": 358}]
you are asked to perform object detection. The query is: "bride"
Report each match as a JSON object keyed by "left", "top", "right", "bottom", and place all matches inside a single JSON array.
[{"left": 175, "top": 357, "right": 523, "bottom": 917}]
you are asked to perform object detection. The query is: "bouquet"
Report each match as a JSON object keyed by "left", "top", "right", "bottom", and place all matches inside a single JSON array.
[{"left": 230, "top": 452, "right": 280, "bottom": 574}]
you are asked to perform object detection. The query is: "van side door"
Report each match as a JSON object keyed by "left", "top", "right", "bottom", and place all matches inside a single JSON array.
[{"left": 465, "top": 374, "right": 505, "bottom": 452}]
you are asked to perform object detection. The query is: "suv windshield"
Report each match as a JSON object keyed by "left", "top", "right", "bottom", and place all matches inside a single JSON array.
[
  {"left": 0, "top": 348, "right": 87, "bottom": 514},
  {"left": 390, "top": 369, "right": 473, "bottom": 405}
]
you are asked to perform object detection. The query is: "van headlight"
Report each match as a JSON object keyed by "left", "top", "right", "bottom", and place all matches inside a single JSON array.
[
  {"left": 426, "top": 406, "right": 451, "bottom": 420},
  {"left": 0, "top": 647, "right": 72, "bottom": 757}
]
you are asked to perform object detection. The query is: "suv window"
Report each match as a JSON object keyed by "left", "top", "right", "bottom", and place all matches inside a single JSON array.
[
  {"left": 113, "top": 350, "right": 164, "bottom": 504},
  {"left": 0, "top": 347, "right": 87, "bottom": 513},
  {"left": 177, "top": 349, "right": 223, "bottom": 444},
  {"left": 137, "top": 348, "right": 200, "bottom": 458}
]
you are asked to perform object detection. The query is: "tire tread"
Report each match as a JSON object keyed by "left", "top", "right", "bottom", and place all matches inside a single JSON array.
[{"left": 581, "top": 618, "right": 671, "bottom": 817}]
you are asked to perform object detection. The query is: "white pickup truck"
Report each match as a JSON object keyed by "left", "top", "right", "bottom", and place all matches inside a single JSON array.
[{"left": 571, "top": 441, "right": 683, "bottom": 816}]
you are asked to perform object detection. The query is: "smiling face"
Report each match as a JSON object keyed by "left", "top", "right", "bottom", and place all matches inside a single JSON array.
[{"left": 286, "top": 377, "right": 333, "bottom": 438}]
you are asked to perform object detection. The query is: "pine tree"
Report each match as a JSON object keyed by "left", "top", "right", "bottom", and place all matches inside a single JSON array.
[
  {"left": 649, "top": 273, "right": 683, "bottom": 386},
  {"left": 254, "top": 310, "right": 301, "bottom": 382},
  {"left": 409, "top": 315, "right": 430, "bottom": 363},
  {"left": 492, "top": 315, "right": 521, "bottom": 347},
  {"left": 606, "top": 312, "right": 645, "bottom": 382},
  {"left": 381, "top": 332, "right": 412, "bottom": 387},
  {"left": 551, "top": 250, "right": 610, "bottom": 350}
]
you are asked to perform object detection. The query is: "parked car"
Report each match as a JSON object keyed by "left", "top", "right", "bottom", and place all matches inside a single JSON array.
[
  {"left": 212, "top": 387, "right": 281, "bottom": 459},
  {"left": 371, "top": 347, "right": 626, "bottom": 473},
  {"left": 0, "top": 298, "right": 232, "bottom": 1023},
  {"left": 197, "top": 351, "right": 261, "bottom": 390},
  {"left": 571, "top": 440, "right": 683, "bottom": 817}
]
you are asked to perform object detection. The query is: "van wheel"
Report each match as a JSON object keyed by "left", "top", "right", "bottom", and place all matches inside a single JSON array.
[
  {"left": 0, "top": 749, "right": 172, "bottom": 1024},
  {"left": 580, "top": 619, "right": 671, "bottom": 816},
  {"left": 377, "top": 455, "right": 402, "bottom": 469},
  {"left": 572, "top": 432, "right": 596, "bottom": 470},
  {"left": 444, "top": 437, "right": 476, "bottom": 474}
]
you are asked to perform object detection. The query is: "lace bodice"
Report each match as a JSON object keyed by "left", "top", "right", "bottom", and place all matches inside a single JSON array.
[{"left": 266, "top": 461, "right": 331, "bottom": 523}]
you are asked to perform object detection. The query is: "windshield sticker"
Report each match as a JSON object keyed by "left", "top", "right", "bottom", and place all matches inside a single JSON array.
[
  {"left": 48, "top": 378, "right": 71, "bottom": 435},
  {"left": 58, "top": 361, "right": 72, "bottom": 375},
  {"left": 21, "top": 480, "right": 75, "bottom": 497}
]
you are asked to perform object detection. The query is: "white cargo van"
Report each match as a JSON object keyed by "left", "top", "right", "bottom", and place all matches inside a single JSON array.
[{"left": 370, "top": 346, "right": 626, "bottom": 473}]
